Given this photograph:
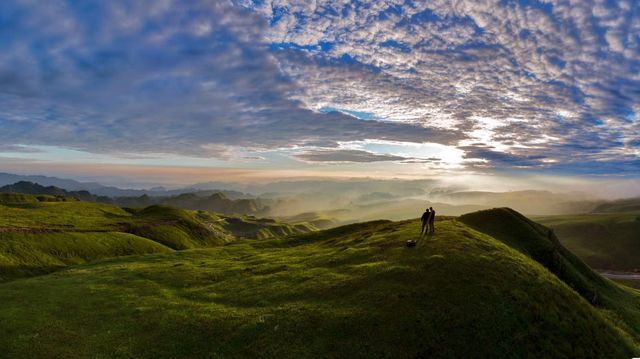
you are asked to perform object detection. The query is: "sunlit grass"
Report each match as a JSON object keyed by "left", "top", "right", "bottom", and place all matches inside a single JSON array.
[{"left": 1, "top": 216, "right": 638, "bottom": 358}]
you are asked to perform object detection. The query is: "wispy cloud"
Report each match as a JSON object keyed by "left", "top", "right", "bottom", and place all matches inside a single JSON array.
[{"left": 294, "top": 149, "right": 409, "bottom": 163}]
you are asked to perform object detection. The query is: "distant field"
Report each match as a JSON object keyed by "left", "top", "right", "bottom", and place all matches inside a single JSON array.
[{"left": 535, "top": 212, "right": 640, "bottom": 271}]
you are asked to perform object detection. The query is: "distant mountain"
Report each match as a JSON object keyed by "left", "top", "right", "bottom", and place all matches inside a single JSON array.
[
  {"left": 189, "top": 178, "right": 436, "bottom": 197},
  {"left": 0, "top": 181, "right": 69, "bottom": 196},
  {"left": 0, "top": 181, "right": 266, "bottom": 215},
  {"left": 0, "top": 172, "right": 104, "bottom": 192},
  {"left": 0, "top": 172, "right": 158, "bottom": 196},
  {"left": 0, "top": 173, "right": 254, "bottom": 199},
  {"left": 0, "top": 181, "right": 110, "bottom": 202}
]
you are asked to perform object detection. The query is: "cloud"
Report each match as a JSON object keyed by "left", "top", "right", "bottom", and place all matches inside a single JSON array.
[
  {"left": 0, "top": 145, "right": 44, "bottom": 153},
  {"left": 0, "top": 0, "right": 637, "bottom": 175},
  {"left": 460, "top": 146, "right": 549, "bottom": 168},
  {"left": 242, "top": 0, "right": 639, "bottom": 174},
  {"left": 294, "top": 149, "right": 409, "bottom": 163},
  {"left": 0, "top": 0, "right": 459, "bottom": 159}
]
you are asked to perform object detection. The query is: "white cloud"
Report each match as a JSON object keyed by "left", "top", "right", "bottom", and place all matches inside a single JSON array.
[
  {"left": 240, "top": 0, "right": 639, "bottom": 173},
  {"left": 0, "top": 0, "right": 637, "bottom": 175}
]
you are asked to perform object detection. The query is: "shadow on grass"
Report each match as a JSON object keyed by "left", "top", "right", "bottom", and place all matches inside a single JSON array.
[{"left": 0, "top": 265, "right": 66, "bottom": 283}]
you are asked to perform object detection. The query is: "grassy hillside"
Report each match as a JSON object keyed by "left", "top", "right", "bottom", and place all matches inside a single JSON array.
[
  {"left": 220, "top": 215, "right": 316, "bottom": 239},
  {"left": 535, "top": 213, "right": 640, "bottom": 271},
  {"left": 124, "top": 205, "right": 231, "bottom": 250},
  {"left": 460, "top": 208, "right": 640, "bottom": 338},
  {"left": 0, "top": 200, "right": 134, "bottom": 230},
  {"left": 0, "top": 193, "right": 40, "bottom": 204},
  {"left": 0, "top": 198, "right": 315, "bottom": 281},
  {"left": 0, "top": 232, "right": 172, "bottom": 281},
  {"left": 277, "top": 211, "right": 339, "bottom": 229},
  {"left": 0, "top": 215, "right": 638, "bottom": 358}
]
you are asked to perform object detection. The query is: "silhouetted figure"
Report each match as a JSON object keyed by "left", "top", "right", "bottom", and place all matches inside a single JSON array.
[
  {"left": 420, "top": 208, "right": 431, "bottom": 236},
  {"left": 428, "top": 207, "right": 436, "bottom": 233}
]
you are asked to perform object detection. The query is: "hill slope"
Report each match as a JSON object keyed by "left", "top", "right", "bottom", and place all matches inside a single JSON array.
[
  {"left": 535, "top": 213, "right": 640, "bottom": 271},
  {"left": 0, "top": 232, "right": 172, "bottom": 281},
  {"left": 0, "top": 215, "right": 637, "bottom": 358},
  {"left": 460, "top": 208, "right": 640, "bottom": 338},
  {"left": 0, "top": 199, "right": 315, "bottom": 281}
]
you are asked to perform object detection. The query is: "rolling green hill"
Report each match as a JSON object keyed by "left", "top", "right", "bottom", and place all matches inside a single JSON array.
[
  {"left": 0, "top": 192, "right": 40, "bottom": 204},
  {"left": 0, "top": 196, "right": 316, "bottom": 281},
  {"left": 535, "top": 213, "right": 640, "bottom": 271},
  {"left": 0, "top": 210, "right": 638, "bottom": 358},
  {"left": 0, "top": 232, "right": 172, "bottom": 281},
  {"left": 277, "top": 211, "right": 339, "bottom": 229}
]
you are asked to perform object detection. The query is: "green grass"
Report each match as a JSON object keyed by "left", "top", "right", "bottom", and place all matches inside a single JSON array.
[
  {"left": 460, "top": 208, "right": 640, "bottom": 341},
  {"left": 0, "top": 193, "right": 40, "bottom": 204},
  {"left": 535, "top": 213, "right": 640, "bottom": 271},
  {"left": 0, "top": 200, "right": 315, "bottom": 281},
  {"left": 0, "top": 216, "right": 638, "bottom": 358},
  {"left": 278, "top": 211, "right": 339, "bottom": 229},
  {"left": 126, "top": 205, "right": 231, "bottom": 249},
  {"left": 614, "top": 279, "right": 640, "bottom": 289},
  {"left": 221, "top": 215, "right": 316, "bottom": 240},
  {"left": 0, "top": 232, "right": 172, "bottom": 281},
  {"left": 0, "top": 200, "right": 131, "bottom": 230}
]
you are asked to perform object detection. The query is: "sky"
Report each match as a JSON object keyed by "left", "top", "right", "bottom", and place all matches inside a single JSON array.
[{"left": 0, "top": 0, "right": 638, "bottom": 193}]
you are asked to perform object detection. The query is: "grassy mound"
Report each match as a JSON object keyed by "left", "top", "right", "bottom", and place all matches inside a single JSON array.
[
  {"left": 122, "top": 205, "right": 231, "bottom": 250},
  {"left": 278, "top": 211, "right": 339, "bottom": 229},
  {"left": 221, "top": 215, "right": 316, "bottom": 240},
  {"left": 0, "top": 232, "right": 172, "bottom": 281},
  {"left": 0, "top": 193, "right": 39, "bottom": 204},
  {"left": 535, "top": 213, "right": 640, "bottom": 271},
  {"left": 0, "top": 217, "right": 637, "bottom": 358},
  {"left": 459, "top": 208, "right": 606, "bottom": 301}
]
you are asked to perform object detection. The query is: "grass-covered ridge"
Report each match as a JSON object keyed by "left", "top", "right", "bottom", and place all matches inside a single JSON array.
[
  {"left": 460, "top": 208, "right": 640, "bottom": 339},
  {"left": 0, "top": 198, "right": 316, "bottom": 281},
  {"left": 0, "top": 214, "right": 638, "bottom": 358},
  {"left": 0, "top": 232, "right": 172, "bottom": 281}
]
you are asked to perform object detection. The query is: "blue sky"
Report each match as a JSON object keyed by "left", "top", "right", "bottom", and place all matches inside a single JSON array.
[{"left": 0, "top": 0, "right": 638, "bottom": 188}]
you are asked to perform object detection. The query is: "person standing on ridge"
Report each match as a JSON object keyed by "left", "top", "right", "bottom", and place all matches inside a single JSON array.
[
  {"left": 420, "top": 208, "right": 431, "bottom": 236},
  {"left": 428, "top": 207, "right": 436, "bottom": 233}
]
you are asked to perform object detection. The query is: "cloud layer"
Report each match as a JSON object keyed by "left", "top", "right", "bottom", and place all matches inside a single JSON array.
[{"left": 0, "top": 0, "right": 638, "bottom": 175}]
